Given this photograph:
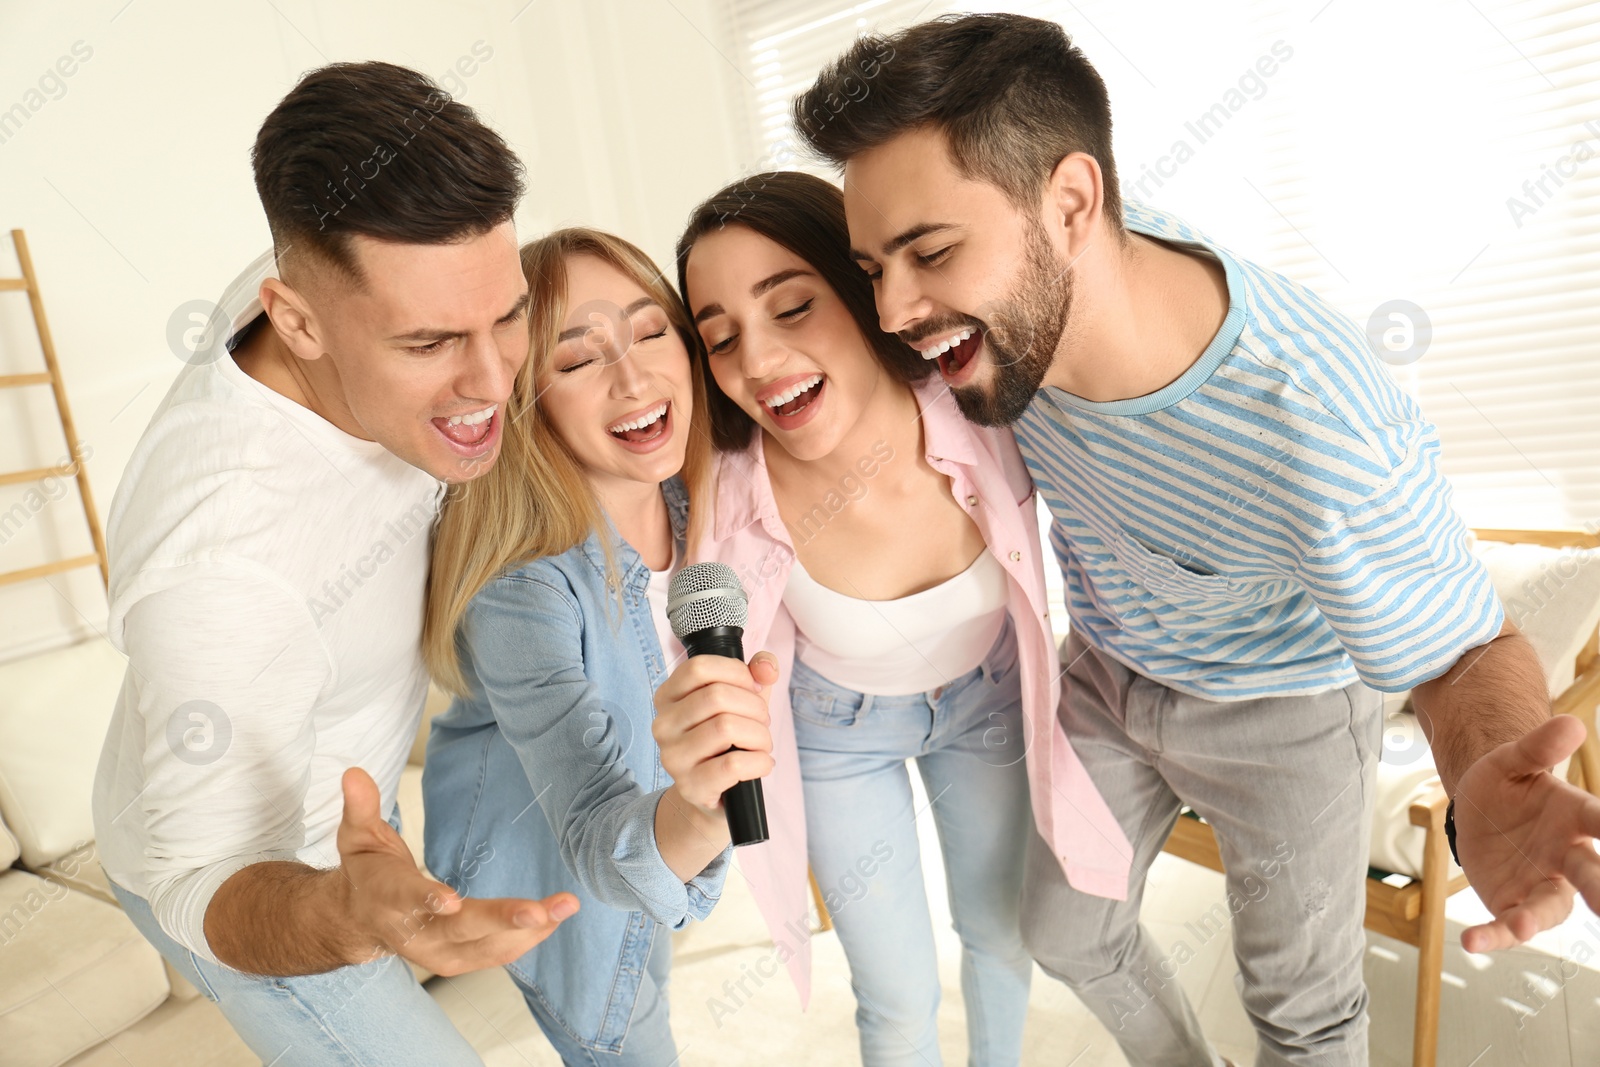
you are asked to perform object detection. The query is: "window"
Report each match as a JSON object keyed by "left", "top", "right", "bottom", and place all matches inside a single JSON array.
[
  {"left": 725, "top": 0, "right": 1600, "bottom": 530},
  {"left": 723, "top": 0, "right": 953, "bottom": 173}
]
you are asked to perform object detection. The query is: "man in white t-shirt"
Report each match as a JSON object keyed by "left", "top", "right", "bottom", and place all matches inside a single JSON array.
[{"left": 91, "top": 61, "right": 574, "bottom": 1065}]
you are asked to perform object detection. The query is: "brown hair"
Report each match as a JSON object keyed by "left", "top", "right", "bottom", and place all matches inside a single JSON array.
[
  {"left": 674, "top": 170, "right": 928, "bottom": 452},
  {"left": 794, "top": 13, "right": 1124, "bottom": 233},
  {"left": 424, "top": 229, "right": 712, "bottom": 694},
  {"left": 252, "top": 61, "right": 525, "bottom": 283}
]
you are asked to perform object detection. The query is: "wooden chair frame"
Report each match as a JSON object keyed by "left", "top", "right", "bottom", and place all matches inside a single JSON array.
[{"left": 1161, "top": 527, "right": 1600, "bottom": 1067}]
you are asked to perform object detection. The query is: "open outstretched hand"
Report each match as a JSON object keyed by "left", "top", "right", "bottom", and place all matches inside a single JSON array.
[
  {"left": 337, "top": 767, "right": 579, "bottom": 975},
  {"left": 1453, "top": 715, "right": 1600, "bottom": 953}
]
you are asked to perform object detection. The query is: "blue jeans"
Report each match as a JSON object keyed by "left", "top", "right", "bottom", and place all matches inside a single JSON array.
[
  {"left": 790, "top": 615, "right": 1033, "bottom": 1067},
  {"left": 108, "top": 878, "right": 482, "bottom": 1066},
  {"left": 510, "top": 921, "right": 675, "bottom": 1066}
]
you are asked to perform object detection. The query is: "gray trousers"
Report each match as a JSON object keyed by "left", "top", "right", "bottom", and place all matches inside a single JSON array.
[{"left": 1021, "top": 634, "right": 1382, "bottom": 1067}]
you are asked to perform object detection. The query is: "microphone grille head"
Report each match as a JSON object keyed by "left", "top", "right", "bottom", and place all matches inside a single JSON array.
[{"left": 667, "top": 562, "right": 748, "bottom": 637}]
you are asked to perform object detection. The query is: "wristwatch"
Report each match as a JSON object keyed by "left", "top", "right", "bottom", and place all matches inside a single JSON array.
[{"left": 1444, "top": 798, "right": 1459, "bottom": 865}]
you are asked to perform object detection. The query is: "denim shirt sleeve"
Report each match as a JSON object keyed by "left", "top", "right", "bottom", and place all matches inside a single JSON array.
[{"left": 464, "top": 569, "right": 731, "bottom": 928}]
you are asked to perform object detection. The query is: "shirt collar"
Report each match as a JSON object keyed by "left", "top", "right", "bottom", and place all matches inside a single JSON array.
[
  {"left": 912, "top": 376, "right": 979, "bottom": 469},
  {"left": 712, "top": 434, "right": 780, "bottom": 543},
  {"left": 1039, "top": 209, "right": 1248, "bottom": 417},
  {"left": 578, "top": 524, "right": 643, "bottom": 588},
  {"left": 578, "top": 476, "right": 688, "bottom": 586}
]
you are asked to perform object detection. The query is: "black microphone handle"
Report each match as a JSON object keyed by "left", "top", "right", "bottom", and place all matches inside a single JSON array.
[{"left": 680, "top": 625, "right": 771, "bottom": 847}]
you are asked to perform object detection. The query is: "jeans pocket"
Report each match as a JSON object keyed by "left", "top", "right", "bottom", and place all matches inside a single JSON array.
[
  {"left": 982, "top": 613, "right": 1022, "bottom": 690},
  {"left": 789, "top": 657, "right": 867, "bottom": 728},
  {"left": 790, "top": 684, "right": 839, "bottom": 726},
  {"left": 183, "top": 953, "right": 223, "bottom": 1003}
]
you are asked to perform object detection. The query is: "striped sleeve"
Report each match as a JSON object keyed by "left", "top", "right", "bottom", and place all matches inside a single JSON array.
[{"left": 1293, "top": 436, "right": 1504, "bottom": 692}]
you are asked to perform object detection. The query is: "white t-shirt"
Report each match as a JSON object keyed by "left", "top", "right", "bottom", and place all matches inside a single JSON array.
[
  {"left": 644, "top": 542, "right": 685, "bottom": 669},
  {"left": 91, "top": 250, "right": 442, "bottom": 961}
]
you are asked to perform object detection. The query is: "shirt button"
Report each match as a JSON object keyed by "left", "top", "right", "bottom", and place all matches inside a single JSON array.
[
  {"left": 1009, "top": 551, "right": 1022, "bottom": 562},
  {"left": 966, "top": 495, "right": 978, "bottom": 507}
]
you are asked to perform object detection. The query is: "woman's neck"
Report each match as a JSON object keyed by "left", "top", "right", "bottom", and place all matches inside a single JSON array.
[{"left": 594, "top": 476, "right": 673, "bottom": 572}]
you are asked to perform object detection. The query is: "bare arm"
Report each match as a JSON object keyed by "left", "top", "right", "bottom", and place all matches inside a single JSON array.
[
  {"left": 120, "top": 573, "right": 575, "bottom": 976},
  {"left": 1411, "top": 619, "right": 1548, "bottom": 795},
  {"left": 205, "top": 862, "right": 361, "bottom": 975},
  {"left": 205, "top": 768, "right": 577, "bottom": 977},
  {"left": 653, "top": 795, "right": 736, "bottom": 884}
]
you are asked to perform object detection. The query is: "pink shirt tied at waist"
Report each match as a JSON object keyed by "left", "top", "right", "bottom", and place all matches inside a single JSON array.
[{"left": 689, "top": 377, "right": 1132, "bottom": 1007}]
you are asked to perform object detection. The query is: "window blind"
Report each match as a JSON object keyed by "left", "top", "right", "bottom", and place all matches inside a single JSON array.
[
  {"left": 723, "top": 0, "right": 1600, "bottom": 531},
  {"left": 723, "top": 0, "right": 954, "bottom": 172}
]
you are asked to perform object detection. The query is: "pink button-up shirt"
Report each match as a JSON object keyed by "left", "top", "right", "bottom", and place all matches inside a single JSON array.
[{"left": 690, "top": 377, "right": 1132, "bottom": 1007}]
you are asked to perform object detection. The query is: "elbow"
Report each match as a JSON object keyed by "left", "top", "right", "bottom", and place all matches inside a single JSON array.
[
  {"left": 563, "top": 841, "right": 668, "bottom": 917},
  {"left": 559, "top": 818, "right": 646, "bottom": 912},
  {"left": 558, "top": 802, "right": 690, "bottom": 925}
]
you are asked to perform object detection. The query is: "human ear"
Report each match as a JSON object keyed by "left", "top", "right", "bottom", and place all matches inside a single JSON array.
[
  {"left": 258, "top": 277, "right": 328, "bottom": 364},
  {"left": 1043, "top": 151, "right": 1103, "bottom": 258}
]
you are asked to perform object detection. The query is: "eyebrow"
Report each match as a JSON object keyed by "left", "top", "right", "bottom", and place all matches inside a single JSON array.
[
  {"left": 388, "top": 291, "right": 531, "bottom": 344},
  {"left": 556, "top": 296, "right": 657, "bottom": 342},
  {"left": 692, "top": 268, "right": 816, "bottom": 325},
  {"left": 850, "top": 222, "right": 959, "bottom": 262}
]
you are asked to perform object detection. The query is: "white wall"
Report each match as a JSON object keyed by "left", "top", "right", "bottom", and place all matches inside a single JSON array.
[{"left": 0, "top": 0, "right": 755, "bottom": 661}]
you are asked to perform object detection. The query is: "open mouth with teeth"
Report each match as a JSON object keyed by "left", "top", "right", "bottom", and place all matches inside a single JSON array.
[
  {"left": 923, "top": 327, "right": 983, "bottom": 379},
  {"left": 764, "top": 373, "right": 825, "bottom": 421},
  {"left": 433, "top": 404, "right": 498, "bottom": 449},
  {"left": 607, "top": 400, "right": 671, "bottom": 446}
]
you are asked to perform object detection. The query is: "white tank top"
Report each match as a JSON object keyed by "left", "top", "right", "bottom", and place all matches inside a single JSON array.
[
  {"left": 785, "top": 550, "right": 1009, "bottom": 696},
  {"left": 644, "top": 542, "right": 684, "bottom": 666}
]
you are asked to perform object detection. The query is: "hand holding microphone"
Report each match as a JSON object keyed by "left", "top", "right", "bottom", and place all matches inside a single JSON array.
[{"left": 652, "top": 563, "right": 773, "bottom": 847}]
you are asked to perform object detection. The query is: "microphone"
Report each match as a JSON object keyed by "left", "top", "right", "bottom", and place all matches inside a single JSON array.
[{"left": 666, "top": 562, "right": 770, "bottom": 847}]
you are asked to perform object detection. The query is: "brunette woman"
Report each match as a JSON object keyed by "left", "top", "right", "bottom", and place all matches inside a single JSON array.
[{"left": 677, "top": 173, "right": 1129, "bottom": 1067}]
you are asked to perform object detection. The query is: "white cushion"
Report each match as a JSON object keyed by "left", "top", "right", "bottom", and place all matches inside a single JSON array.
[
  {"left": 396, "top": 764, "right": 428, "bottom": 870},
  {"left": 0, "top": 815, "right": 18, "bottom": 870},
  {"left": 33, "top": 843, "right": 110, "bottom": 906},
  {"left": 0, "top": 638, "right": 128, "bottom": 868},
  {"left": 410, "top": 683, "right": 452, "bottom": 767},
  {"left": 1476, "top": 542, "right": 1600, "bottom": 697},
  {"left": 32, "top": 848, "right": 205, "bottom": 1005},
  {"left": 1369, "top": 712, "right": 1459, "bottom": 880},
  {"left": 0, "top": 869, "right": 169, "bottom": 1066}
]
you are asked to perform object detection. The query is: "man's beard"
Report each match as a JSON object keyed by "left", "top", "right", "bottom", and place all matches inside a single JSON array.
[{"left": 951, "top": 222, "right": 1073, "bottom": 428}]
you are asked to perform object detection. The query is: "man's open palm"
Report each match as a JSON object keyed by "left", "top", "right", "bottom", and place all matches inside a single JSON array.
[
  {"left": 1454, "top": 716, "right": 1600, "bottom": 953},
  {"left": 337, "top": 767, "right": 579, "bottom": 975}
]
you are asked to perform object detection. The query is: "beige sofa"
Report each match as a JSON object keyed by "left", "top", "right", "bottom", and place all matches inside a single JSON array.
[{"left": 0, "top": 639, "right": 445, "bottom": 1067}]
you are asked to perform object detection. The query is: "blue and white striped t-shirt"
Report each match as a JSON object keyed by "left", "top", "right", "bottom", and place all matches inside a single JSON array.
[{"left": 1015, "top": 202, "right": 1504, "bottom": 700}]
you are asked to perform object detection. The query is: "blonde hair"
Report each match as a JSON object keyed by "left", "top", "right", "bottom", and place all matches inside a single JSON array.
[{"left": 424, "top": 228, "right": 712, "bottom": 694}]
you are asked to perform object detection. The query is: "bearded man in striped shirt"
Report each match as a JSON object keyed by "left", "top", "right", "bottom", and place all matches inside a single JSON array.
[{"left": 798, "top": 13, "right": 1600, "bottom": 1067}]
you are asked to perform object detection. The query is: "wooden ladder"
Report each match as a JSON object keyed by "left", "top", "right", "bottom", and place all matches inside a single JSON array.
[{"left": 0, "top": 228, "right": 108, "bottom": 591}]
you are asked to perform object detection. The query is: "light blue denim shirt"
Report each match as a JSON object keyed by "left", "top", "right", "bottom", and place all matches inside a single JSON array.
[{"left": 423, "top": 480, "right": 731, "bottom": 1051}]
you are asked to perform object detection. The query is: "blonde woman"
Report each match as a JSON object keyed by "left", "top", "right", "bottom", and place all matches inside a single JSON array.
[{"left": 421, "top": 229, "right": 777, "bottom": 1065}]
